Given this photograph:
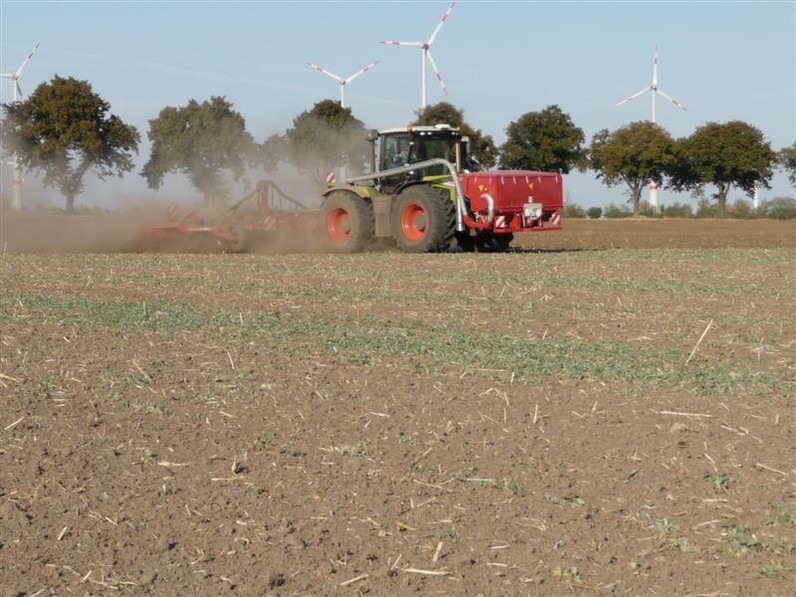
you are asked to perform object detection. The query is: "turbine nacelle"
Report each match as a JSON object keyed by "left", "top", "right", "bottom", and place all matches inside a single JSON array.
[
  {"left": 1, "top": 42, "right": 40, "bottom": 102},
  {"left": 615, "top": 44, "right": 688, "bottom": 121},
  {"left": 306, "top": 59, "right": 379, "bottom": 108},
  {"left": 615, "top": 45, "right": 689, "bottom": 210},
  {"left": 379, "top": 1, "right": 457, "bottom": 109}
]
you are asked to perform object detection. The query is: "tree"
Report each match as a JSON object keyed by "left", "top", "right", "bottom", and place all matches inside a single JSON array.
[
  {"left": 259, "top": 133, "right": 286, "bottom": 173},
  {"left": 603, "top": 203, "right": 633, "bottom": 219},
  {"left": 759, "top": 196, "right": 796, "bottom": 220},
  {"left": 778, "top": 143, "right": 796, "bottom": 186},
  {"left": 588, "top": 121, "right": 675, "bottom": 215},
  {"left": 498, "top": 105, "right": 586, "bottom": 173},
  {"left": 586, "top": 207, "right": 603, "bottom": 220},
  {"left": 1, "top": 75, "right": 139, "bottom": 212},
  {"left": 661, "top": 202, "right": 693, "bottom": 218},
  {"left": 561, "top": 203, "right": 586, "bottom": 218},
  {"left": 142, "top": 96, "right": 255, "bottom": 203},
  {"left": 669, "top": 121, "right": 776, "bottom": 216},
  {"left": 413, "top": 102, "right": 498, "bottom": 168},
  {"left": 267, "top": 99, "right": 367, "bottom": 187}
]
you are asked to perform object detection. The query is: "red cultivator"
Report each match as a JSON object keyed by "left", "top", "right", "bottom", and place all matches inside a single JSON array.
[{"left": 145, "top": 180, "right": 318, "bottom": 252}]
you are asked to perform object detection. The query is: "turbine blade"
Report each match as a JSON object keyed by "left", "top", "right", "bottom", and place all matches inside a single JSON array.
[
  {"left": 428, "top": 1, "right": 458, "bottom": 46},
  {"left": 616, "top": 85, "right": 652, "bottom": 106},
  {"left": 653, "top": 44, "right": 659, "bottom": 85},
  {"left": 426, "top": 50, "right": 448, "bottom": 95},
  {"left": 15, "top": 81, "right": 23, "bottom": 99},
  {"left": 306, "top": 61, "right": 344, "bottom": 83},
  {"left": 345, "top": 59, "right": 379, "bottom": 84},
  {"left": 656, "top": 89, "right": 688, "bottom": 111},
  {"left": 14, "top": 42, "right": 40, "bottom": 78},
  {"left": 379, "top": 40, "right": 424, "bottom": 47}
]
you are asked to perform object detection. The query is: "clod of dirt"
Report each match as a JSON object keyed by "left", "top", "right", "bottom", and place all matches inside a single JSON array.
[
  {"left": 157, "top": 536, "right": 178, "bottom": 551},
  {"left": 0, "top": 500, "right": 32, "bottom": 526},
  {"left": 86, "top": 413, "right": 104, "bottom": 427},
  {"left": 669, "top": 422, "right": 690, "bottom": 433},
  {"left": 140, "top": 570, "right": 159, "bottom": 586},
  {"left": 268, "top": 571, "right": 285, "bottom": 588}
]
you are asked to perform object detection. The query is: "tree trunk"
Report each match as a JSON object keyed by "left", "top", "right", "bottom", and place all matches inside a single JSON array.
[
  {"left": 65, "top": 195, "right": 75, "bottom": 213},
  {"left": 716, "top": 184, "right": 730, "bottom": 217},
  {"left": 630, "top": 186, "right": 643, "bottom": 215}
]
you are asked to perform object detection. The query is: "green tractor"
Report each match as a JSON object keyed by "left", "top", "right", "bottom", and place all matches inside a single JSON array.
[{"left": 320, "top": 124, "right": 564, "bottom": 253}]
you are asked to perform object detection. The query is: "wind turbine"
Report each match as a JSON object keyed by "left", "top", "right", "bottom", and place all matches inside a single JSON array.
[
  {"left": 380, "top": 0, "right": 457, "bottom": 110},
  {"left": 1, "top": 42, "right": 40, "bottom": 211},
  {"left": 616, "top": 45, "right": 688, "bottom": 210},
  {"left": 306, "top": 59, "right": 379, "bottom": 108}
]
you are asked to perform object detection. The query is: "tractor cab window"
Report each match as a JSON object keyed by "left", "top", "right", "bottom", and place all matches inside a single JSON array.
[
  {"left": 414, "top": 134, "right": 452, "bottom": 176},
  {"left": 383, "top": 134, "right": 412, "bottom": 171},
  {"left": 415, "top": 136, "right": 451, "bottom": 162}
]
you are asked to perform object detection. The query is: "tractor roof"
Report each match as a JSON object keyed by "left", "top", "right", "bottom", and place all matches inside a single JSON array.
[{"left": 379, "top": 124, "right": 461, "bottom": 136}]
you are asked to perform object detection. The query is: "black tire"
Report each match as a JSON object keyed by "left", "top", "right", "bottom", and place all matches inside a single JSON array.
[
  {"left": 391, "top": 185, "right": 455, "bottom": 253},
  {"left": 474, "top": 232, "right": 513, "bottom": 253},
  {"left": 454, "top": 232, "right": 477, "bottom": 253},
  {"left": 320, "top": 191, "right": 375, "bottom": 253}
]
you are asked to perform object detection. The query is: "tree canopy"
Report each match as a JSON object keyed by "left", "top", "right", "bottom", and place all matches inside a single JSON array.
[
  {"left": 413, "top": 102, "right": 497, "bottom": 169},
  {"left": 498, "top": 105, "right": 586, "bottom": 173},
  {"left": 778, "top": 143, "right": 796, "bottom": 186},
  {"left": 1, "top": 75, "right": 139, "bottom": 211},
  {"left": 589, "top": 121, "right": 676, "bottom": 215},
  {"left": 142, "top": 96, "right": 255, "bottom": 202},
  {"left": 266, "top": 99, "right": 367, "bottom": 186},
  {"left": 669, "top": 121, "right": 776, "bottom": 215}
]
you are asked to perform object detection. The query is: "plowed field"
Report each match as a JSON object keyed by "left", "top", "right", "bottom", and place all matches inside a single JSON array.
[{"left": 1, "top": 216, "right": 794, "bottom": 595}]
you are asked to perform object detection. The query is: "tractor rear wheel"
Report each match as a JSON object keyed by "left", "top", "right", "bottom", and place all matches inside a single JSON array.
[
  {"left": 320, "top": 191, "right": 375, "bottom": 253},
  {"left": 391, "top": 185, "right": 455, "bottom": 253}
]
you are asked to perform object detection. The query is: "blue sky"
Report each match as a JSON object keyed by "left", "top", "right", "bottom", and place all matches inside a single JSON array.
[{"left": 1, "top": 0, "right": 794, "bottom": 210}]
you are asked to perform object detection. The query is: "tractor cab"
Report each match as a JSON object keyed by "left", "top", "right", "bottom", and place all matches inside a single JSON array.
[{"left": 368, "top": 124, "right": 473, "bottom": 193}]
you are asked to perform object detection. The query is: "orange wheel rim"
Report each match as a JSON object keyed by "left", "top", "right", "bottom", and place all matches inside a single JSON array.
[
  {"left": 327, "top": 208, "right": 350, "bottom": 243},
  {"left": 400, "top": 203, "right": 426, "bottom": 241}
]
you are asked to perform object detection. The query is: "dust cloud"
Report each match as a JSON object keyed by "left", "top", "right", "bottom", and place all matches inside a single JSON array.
[{"left": 0, "top": 171, "right": 333, "bottom": 255}]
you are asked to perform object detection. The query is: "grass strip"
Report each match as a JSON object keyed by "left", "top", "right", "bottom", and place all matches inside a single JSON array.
[{"left": 2, "top": 290, "right": 790, "bottom": 397}]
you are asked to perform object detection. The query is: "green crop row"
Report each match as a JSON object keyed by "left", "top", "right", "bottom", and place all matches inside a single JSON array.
[{"left": 2, "top": 290, "right": 790, "bottom": 398}]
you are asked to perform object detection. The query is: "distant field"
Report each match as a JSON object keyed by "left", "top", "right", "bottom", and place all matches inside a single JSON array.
[
  {"left": 1, "top": 211, "right": 794, "bottom": 253},
  {"left": 1, "top": 218, "right": 794, "bottom": 595}
]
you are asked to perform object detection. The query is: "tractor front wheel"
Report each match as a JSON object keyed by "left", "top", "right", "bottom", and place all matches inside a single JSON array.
[
  {"left": 391, "top": 186, "right": 455, "bottom": 253},
  {"left": 320, "top": 192, "right": 375, "bottom": 253}
]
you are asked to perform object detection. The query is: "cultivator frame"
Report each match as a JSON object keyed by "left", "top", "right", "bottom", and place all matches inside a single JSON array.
[{"left": 145, "top": 180, "right": 317, "bottom": 251}]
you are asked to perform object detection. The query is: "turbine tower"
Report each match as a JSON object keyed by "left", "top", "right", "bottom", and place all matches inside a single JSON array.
[
  {"left": 306, "top": 60, "right": 379, "bottom": 108},
  {"left": 380, "top": 0, "right": 457, "bottom": 110},
  {"left": 616, "top": 45, "right": 688, "bottom": 210},
  {"left": 1, "top": 42, "right": 40, "bottom": 211}
]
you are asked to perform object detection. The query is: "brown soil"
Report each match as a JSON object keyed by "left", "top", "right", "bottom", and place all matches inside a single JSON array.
[
  {"left": 1, "top": 214, "right": 794, "bottom": 596},
  {"left": 2, "top": 211, "right": 794, "bottom": 254}
]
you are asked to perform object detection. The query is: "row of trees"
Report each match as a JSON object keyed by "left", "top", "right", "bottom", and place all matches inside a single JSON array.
[
  {"left": 2, "top": 75, "right": 794, "bottom": 212},
  {"left": 566, "top": 196, "right": 796, "bottom": 220}
]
